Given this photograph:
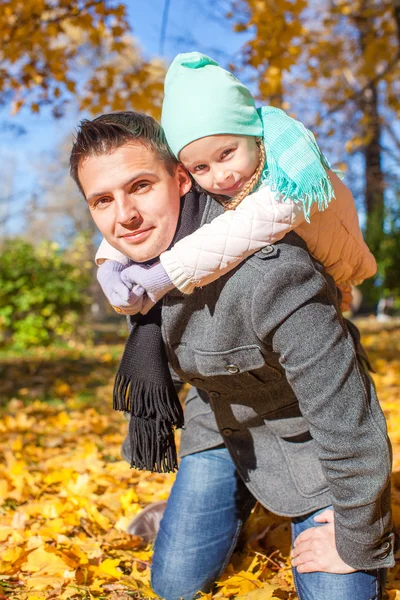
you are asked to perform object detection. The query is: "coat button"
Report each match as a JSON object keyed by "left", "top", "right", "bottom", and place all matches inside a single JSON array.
[
  {"left": 191, "top": 378, "right": 204, "bottom": 385},
  {"left": 261, "top": 245, "right": 274, "bottom": 255},
  {"left": 381, "top": 541, "right": 391, "bottom": 551},
  {"left": 380, "top": 550, "right": 390, "bottom": 559},
  {"left": 222, "top": 428, "right": 233, "bottom": 436},
  {"left": 226, "top": 364, "right": 240, "bottom": 374},
  {"left": 209, "top": 391, "right": 220, "bottom": 399}
]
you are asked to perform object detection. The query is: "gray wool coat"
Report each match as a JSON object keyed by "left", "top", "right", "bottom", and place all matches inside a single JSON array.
[{"left": 125, "top": 196, "right": 394, "bottom": 571}]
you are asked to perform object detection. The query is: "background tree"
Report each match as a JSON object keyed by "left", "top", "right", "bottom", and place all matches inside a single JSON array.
[
  {"left": 1, "top": 0, "right": 165, "bottom": 118},
  {"left": 228, "top": 0, "right": 400, "bottom": 301}
]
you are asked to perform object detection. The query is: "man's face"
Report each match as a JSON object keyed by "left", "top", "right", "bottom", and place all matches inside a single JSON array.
[{"left": 79, "top": 142, "right": 192, "bottom": 262}]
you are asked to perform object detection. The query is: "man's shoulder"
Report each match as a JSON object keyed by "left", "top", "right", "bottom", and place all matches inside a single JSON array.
[
  {"left": 202, "top": 196, "right": 332, "bottom": 319},
  {"left": 204, "top": 195, "right": 316, "bottom": 276},
  {"left": 248, "top": 231, "right": 313, "bottom": 270},
  {"left": 234, "top": 230, "right": 321, "bottom": 288}
]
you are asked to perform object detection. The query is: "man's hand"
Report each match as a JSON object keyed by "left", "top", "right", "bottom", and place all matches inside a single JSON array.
[
  {"left": 292, "top": 509, "right": 356, "bottom": 574},
  {"left": 121, "top": 261, "right": 175, "bottom": 304},
  {"left": 97, "top": 260, "right": 146, "bottom": 315}
]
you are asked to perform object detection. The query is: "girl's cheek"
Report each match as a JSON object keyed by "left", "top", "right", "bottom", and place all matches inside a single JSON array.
[
  {"left": 192, "top": 174, "right": 206, "bottom": 188},
  {"left": 192, "top": 174, "right": 200, "bottom": 183}
]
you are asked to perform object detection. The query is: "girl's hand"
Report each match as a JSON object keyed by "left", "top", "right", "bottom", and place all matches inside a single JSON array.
[
  {"left": 97, "top": 260, "right": 146, "bottom": 315},
  {"left": 292, "top": 509, "right": 356, "bottom": 574},
  {"left": 121, "top": 261, "right": 174, "bottom": 304},
  {"left": 337, "top": 283, "right": 353, "bottom": 313}
]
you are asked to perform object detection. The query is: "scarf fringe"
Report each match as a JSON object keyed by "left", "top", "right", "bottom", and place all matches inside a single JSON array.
[
  {"left": 128, "top": 416, "right": 179, "bottom": 473},
  {"left": 259, "top": 106, "right": 335, "bottom": 223},
  {"left": 113, "top": 373, "right": 184, "bottom": 427}
]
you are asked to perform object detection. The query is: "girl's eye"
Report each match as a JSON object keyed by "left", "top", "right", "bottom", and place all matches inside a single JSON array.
[
  {"left": 221, "top": 148, "right": 234, "bottom": 159},
  {"left": 194, "top": 164, "right": 207, "bottom": 173}
]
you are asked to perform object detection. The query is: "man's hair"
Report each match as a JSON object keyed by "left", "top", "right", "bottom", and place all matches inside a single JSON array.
[{"left": 70, "top": 111, "right": 178, "bottom": 196}]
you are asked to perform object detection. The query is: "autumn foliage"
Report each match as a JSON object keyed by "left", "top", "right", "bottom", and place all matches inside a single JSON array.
[
  {"left": 0, "top": 321, "right": 400, "bottom": 599},
  {"left": 0, "top": 238, "right": 92, "bottom": 349},
  {"left": 1, "top": 0, "right": 165, "bottom": 118}
]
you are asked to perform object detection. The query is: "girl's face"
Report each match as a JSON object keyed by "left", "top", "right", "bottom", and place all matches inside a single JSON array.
[{"left": 179, "top": 134, "right": 259, "bottom": 197}]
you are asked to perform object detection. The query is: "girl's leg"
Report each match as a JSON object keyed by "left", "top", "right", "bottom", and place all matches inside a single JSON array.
[
  {"left": 292, "top": 507, "right": 386, "bottom": 600},
  {"left": 151, "top": 446, "right": 256, "bottom": 600}
]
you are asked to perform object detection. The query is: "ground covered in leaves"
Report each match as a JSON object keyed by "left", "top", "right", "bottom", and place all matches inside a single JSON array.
[{"left": 1, "top": 319, "right": 400, "bottom": 599}]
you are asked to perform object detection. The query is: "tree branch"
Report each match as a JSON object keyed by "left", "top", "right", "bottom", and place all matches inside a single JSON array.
[
  {"left": 383, "top": 120, "right": 400, "bottom": 152},
  {"left": 2, "top": 0, "right": 106, "bottom": 46},
  {"left": 323, "top": 51, "right": 400, "bottom": 118}
]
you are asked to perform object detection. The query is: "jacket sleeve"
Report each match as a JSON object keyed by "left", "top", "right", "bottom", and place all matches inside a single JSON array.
[
  {"left": 160, "top": 186, "right": 307, "bottom": 294},
  {"left": 253, "top": 259, "right": 393, "bottom": 570},
  {"left": 95, "top": 238, "right": 131, "bottom": 266}
]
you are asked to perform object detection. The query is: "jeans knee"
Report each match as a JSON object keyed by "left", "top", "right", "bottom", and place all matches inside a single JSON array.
[
  {"left": 151, "top": 562, "right": 202, "bottom": 600},
  {"left": 151, "top": 561, "right": 179, "bottom": 600},
  {"left": 150, "top": 566, "right": 166, "bottom": 599}
]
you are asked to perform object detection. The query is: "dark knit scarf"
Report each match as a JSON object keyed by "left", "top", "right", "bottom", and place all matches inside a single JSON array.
[{"left": 113, "top": 190, "right": 208, "bottom": 473}]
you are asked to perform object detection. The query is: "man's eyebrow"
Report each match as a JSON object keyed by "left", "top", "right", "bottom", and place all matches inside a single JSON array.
[{"left": 86, "top": 172, "right": 155, "bottom": 202}]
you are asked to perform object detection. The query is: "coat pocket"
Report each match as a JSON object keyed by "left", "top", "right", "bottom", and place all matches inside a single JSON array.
[
  {"left": 262, "top": 404, "right": 329, "bottom": 498},
  {"left": 194, "top": 345, "right": 282, "bottom": 385},
  {"left": 277, "top": 435, "right": 329, "bottom": 498},
  {"left": 262, "top": 402, "right": 309, "bottom": 437}
]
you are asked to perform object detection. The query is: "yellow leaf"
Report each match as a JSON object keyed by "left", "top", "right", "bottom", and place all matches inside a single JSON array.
[
  {"left": 97, "top": 557, "right": 122, "bottom": 579},
  {"left": 54, "top": 383, "right": 71, "bottom": 397},
  {"left": 44, "top": 468, "right": 75, "bottom": 485},
  {"left": 10, "top": 436, "right": 23, "bottom": 451},
  {"left": 87, "top": 505, "right": 111, "bottom": 530},
  {"left": 120, "top": 487, "right": 139, "bottom": 511},
  {"left": 237, "top": 582, "right": 284, "bottom": 599},
  {"left": 88, "top": 578, "right": 108, "bottom": 593},
  {"left": 25, "top": 575, "right": 62, "bottom": 590},
  {"left": 0, "top": 525, "right": 13, "bottom": 542},
  {"left": 1, "top": 546, "right": 25, "bottom": 563},
  {"left": 23, "top": 547, "right": 69, "bottom": 575}
]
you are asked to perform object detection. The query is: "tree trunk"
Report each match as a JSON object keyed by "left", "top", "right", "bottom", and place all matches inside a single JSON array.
[
  {"left": 362, "top": 82, "right": 385, "bottom": 257},
  {"left": 356, "top": 3, "right": 385, "bottom": 258}
]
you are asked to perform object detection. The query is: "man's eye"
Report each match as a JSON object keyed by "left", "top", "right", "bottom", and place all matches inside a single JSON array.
[
  {"left": 194, "top": 164, "right": 207, "bottom": 173},
  {"left": 221, "top": 148, "right": 233, "bottom": 159},
  {"left": 93, "top": 197, "right": 111, "bottom": 208},
  {"left": 133, "top": 181, "right": 150, "bottom": 192}
]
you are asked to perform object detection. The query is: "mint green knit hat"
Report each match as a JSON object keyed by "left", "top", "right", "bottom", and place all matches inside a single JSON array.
[{"left": 161, "top": 52, "right": 263, "bottom": 157}]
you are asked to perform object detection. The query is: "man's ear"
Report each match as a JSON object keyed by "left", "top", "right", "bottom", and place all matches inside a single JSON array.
[{"left": 176, "top": 164, "right": 192, "bottom": 197}]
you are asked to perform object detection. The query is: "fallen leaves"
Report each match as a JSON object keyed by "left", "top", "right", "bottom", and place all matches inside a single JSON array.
[
  {"left": 0, "top": 322, "right": 399, "bottom": 598},
  {"left": 0, "top": 343, "right": 173, "bottom": 599}
]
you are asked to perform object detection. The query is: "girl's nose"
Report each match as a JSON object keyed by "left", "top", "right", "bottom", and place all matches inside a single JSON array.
[{"left": 214, "top": 169, "right": 232, "bottom": 185}]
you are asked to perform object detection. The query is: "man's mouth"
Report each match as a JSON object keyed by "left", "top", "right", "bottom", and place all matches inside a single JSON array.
[{"left": 120, "top": 227, "right": 154, "bottom": 244}]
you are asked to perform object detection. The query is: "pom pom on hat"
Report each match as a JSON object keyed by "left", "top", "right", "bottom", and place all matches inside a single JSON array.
[{"left": 162, "top": 52, "right": 263, "bottom": 157}]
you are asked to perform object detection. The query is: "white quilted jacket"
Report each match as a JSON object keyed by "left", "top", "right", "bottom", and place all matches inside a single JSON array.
[{"left": 96, "top": 170, "right": 376, "bottom": 293}]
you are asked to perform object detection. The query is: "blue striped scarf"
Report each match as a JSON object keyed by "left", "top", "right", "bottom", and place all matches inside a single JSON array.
[{"left": 258, "top": 106, "right": 334, "bottom": 223}]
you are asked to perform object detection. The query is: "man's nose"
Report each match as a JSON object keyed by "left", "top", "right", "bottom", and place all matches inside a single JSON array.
[{"left": 115, "top": 195, "right": 140, "bottom": 225}]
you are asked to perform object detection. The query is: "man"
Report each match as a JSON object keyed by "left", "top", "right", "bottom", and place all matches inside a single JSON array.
[{"left": 70, "top": 111, "right": 393, "bottom": 600}]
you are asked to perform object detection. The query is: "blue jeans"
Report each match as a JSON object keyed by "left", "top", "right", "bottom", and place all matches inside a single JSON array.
[
  {"left": 151, "top": 447, "right": 385, "bottom": 600},
  {"left": 292, "top": 509, "right": 386, "bottom": 600}
]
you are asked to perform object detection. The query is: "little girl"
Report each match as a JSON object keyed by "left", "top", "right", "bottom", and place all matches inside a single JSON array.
[{"left": 96, "top": 52, "right": 376, "bottom": 311}]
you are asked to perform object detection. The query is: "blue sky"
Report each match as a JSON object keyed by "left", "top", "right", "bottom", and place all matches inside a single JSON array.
[{"left": 0, "top": 1, "right": 249, "bottom": 235}]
